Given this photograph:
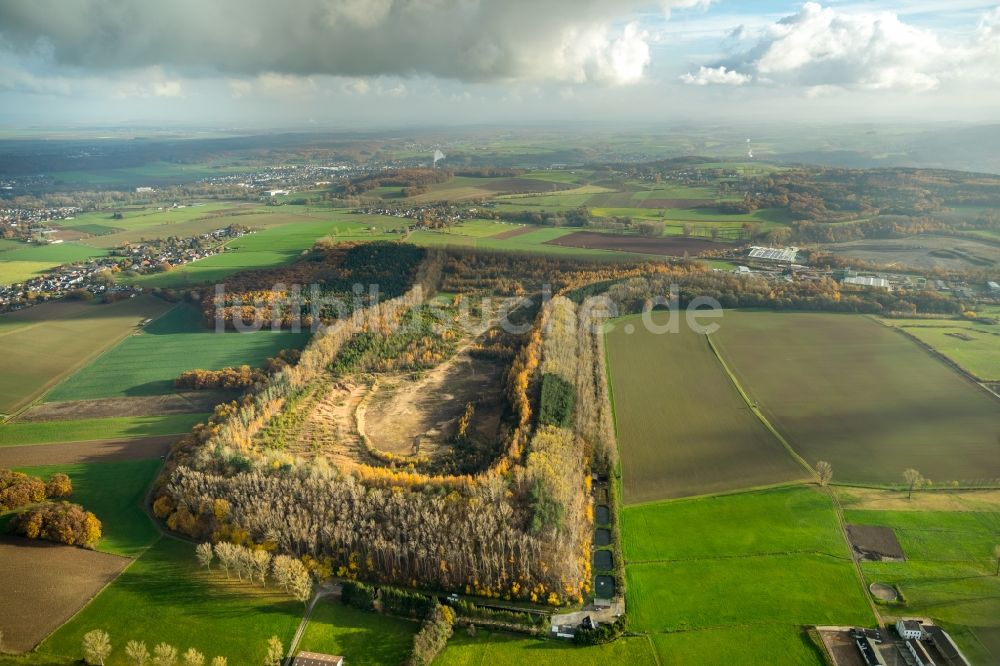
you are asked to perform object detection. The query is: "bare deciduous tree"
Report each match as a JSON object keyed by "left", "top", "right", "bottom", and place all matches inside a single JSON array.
[
  {"left": 816, "top": 461, "right": 833, "bottom": 486},
  {"left": 195, "top": 542, "right": 214, "bottom": 571},
  {"left": 82, "top": 630, "right": 112, "bottom": 666},
  {"left": 903, "top": 469, "right": 925, "bottom": 500}
]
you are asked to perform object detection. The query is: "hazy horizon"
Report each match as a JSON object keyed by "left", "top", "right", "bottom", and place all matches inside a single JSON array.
[{"left": 1, "top": 1, "right": 999, "bottom": 129}]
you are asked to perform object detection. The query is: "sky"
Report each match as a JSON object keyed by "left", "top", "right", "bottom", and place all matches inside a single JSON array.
[{"left": 0, "top": 0, "right": 998, "bottom": 129}]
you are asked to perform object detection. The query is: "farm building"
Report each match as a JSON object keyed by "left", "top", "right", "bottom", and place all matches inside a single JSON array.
[
  {"left": 924, "top": 626, "right": 972, "bottom": 666},
  {"left": 854, "top": 635, "right": 887, "bottom": 666},
  {"left": 292, "top": 652, "right": 344, "bottom": 666},
  {"left": 843, "top": 276, "right": 891, "bottom": 290},
  {"left": 905, "top": 639, "right": 937, "bottom": 666},
  {"left": 988, "top": 280, "right": 1000, "bottom": 293},
  {"left": 897, "top": 619, "right": 924, "bottom": 640},
  {"left": 748, "top": 246, "right": 798, "bottom": 263}
]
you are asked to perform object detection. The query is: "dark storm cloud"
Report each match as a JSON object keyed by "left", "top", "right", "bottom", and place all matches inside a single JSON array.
[{"left": 0, "top": 0, "right": 698, "bottom": 84}]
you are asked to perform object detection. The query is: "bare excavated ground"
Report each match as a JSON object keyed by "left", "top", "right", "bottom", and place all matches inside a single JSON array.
[
  {"left": 845, "top": 524, "right": 906, "bottom": 561},
  {"left": 0, "top": 435, "right": 174, "bottom": 467},
  {"left": 0, "top": 535, "right": 129, "bottom": 653},
  {"left": 363, "top": 353, "right": 505, "bottom": 458},
  {"left": 16, "top": 392, "right": 231, "bottom": 422}
]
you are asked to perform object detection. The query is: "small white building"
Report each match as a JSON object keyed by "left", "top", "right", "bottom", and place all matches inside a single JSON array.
[{"left": 896, "top": 619, "right": 924, "bottom": 640}]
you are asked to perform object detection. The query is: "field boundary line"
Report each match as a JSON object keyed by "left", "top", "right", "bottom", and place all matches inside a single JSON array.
[
  {"left": 628, "top": 550, "right": 856, "bottom": 566},
  {"left": 4, "top": 298, "right": 179, "bottom": 420},
  {"left": 825, "top": 486, "right": 884, "bottom": 629},
  {"left": 867, "top": 315, "right": 1000, "bottom": 402},
  {"left": 704, "top": 333, "right": 816, "bottom": 478},
  {"left": 621, "top": 480, "right": 811, "bottom": 510}
]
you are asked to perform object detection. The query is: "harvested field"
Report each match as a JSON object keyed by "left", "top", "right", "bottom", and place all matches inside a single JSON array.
[
  {"left": 490, "top": 225, "right": 536, "bottom": 239},
  {"left": 476, "top": 177, "right": 574, "bottom": 194},
  {"left": 16, "top": 392, "right": 230, "bottom": 422},
  {"left": 546, "top": 231, "right": 731, "bottom": 256},
  {"left": 606, "top": 313, "right": 807, "bottom": 504},
  {"left": 713, "top": 312, "right": 1000, "bottom": 485},
  {"left": 0, "top": 435, "right": 174, "bottom": 467},
  {"left": 0, "top": 535, "right": 129, "bottom": 653},
  {"left": 0, "top": 296, "right": 174, "bottom": 415},
  {"left": 845, "top": 524, "right": 905, "bottom": 561}
]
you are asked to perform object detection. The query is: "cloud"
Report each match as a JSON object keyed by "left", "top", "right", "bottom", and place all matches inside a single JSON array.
[
  {"left": 683, "top": 2, "right": 1000, "bottom": 91},
  {"left": 0, "top": 0, "right": 697, "bottom": 86},
  {"left": 680, "top": 65, "right": 751, "bottom": 86}
]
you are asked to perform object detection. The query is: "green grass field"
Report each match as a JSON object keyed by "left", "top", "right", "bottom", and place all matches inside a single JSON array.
[
  {"left": 297, "top": 601, "right": 417, "bottom": 665},
  {"left": 605, "top": 313, "right": 807, "bottom": 504},
  {"left": 0, "top": 296, "right": 175, "bottom": 415},
  {"left": 0, "top": 414, "right": 205, "bottom": 446},
  {"left": 627, "top": 553, "right": 873, "bottom": 632},
  {"left": 35, "top": 537, "right": 302, "bottom": 665},
  {"left": 408, "top": 227, "right": 662, "bottom": 260},
  {"left": 888, "top": 323, "right": 1000, "bottom": 381},
  {"left": 844, "top": 507, "right": 1000, "bottom": 629},
  {"left": 131, "top": 212, "right": 406, "bottom": 288},
  {"left": 0, "top": 241, "right": 107, "bottom": 285},
  {"left": 650, "top": 626, "right": 825, "bottom": 665},
  {"left": 14, "top": 460, "right": 161, "bottom": 555},
  {"left": 435, "top": 630, "right": 658, "bottom": 665},
  {"left": 712, "top": 312, "right": 1000, "bottom": 486},
  {"left": 621, "top": 486, "right": 846, "bottom": 562},
  {"left": 46, "top": 304, "right": 310, "bottom": 400},
  {"left": 621, "top": 487, "right": 874, "bottom": 635}
]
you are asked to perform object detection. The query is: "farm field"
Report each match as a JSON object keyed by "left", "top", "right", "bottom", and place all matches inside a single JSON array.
[
  {"left": 545, "top": 230, "right": 731, "bottom": 256},
  {"left": 46, "top": 303, "right": 310, "bottom": 400},
  {"left": 0, "top": 240, "right": 107, "bottom": 285},
  {"left": 0, "top": 435, "right": 174, "bottom": 467},
  {"left": 617, "top": 487, "right": 872, "bottom": 661},
  {"left": 621, "top": 487, "right": 873, "bottom": 634},
  {"left": 712, "top": 311, "right": 1000, "bottom": 485},
  {"left": 649, "top": 626, "right": 826, "bottom": 666},
  {"left": 878, "top": 320, "right": 1000, "bottom": 381},
  {"left": 605, "top": 313, "right": 807, "bottom": 504},
  {"left": 12, "top": 460, "right": 162, "bottom": 555},
  {"left": 843, "top": 505, "right": 1000, "bottom": 632},
  {"left": 0, "top": 536, "right": 129, "bottom": 654},
  {"left": 297, "top": 601, "right": 417, "bottom": 666},
  {"left": 0, "top": 413, "right": 205, "bottom": 446},
  {"left": 620, "top": 486, "right": 846, "bottom": 562},
  {"left": 408, "top": 227, "right": 663, "bottom": 260},
  {"left": 819, "top": 234, "right": 1000, "bottom": 271},
  {"left": 0, "top": 296, "right": 175, "bottom": 415},
  {"left": 435, "top": 630, "right": 658, "bottom": 665},
  {"left": 131, "top": 212, "right": 406, "bottom": 288},
  {"left": 34, "top": 537, "right": 302, "bottom": 665}
]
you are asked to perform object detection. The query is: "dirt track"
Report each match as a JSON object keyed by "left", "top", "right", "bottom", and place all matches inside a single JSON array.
[
  {"left": 0, "top": 535, "right": 129, "bottom": 652},
  {"left": 0, "top": 435, "right": 175, "bottom": 467}
]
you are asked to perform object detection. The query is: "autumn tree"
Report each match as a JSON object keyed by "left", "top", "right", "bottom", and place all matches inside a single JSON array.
[
  {"left": 902, "top": 469, "right": 925, "bottom": 500},
  {"left": 45, "top": 472, "right": 73, "bottom": 498},
  {"left": 816, "top": 461, "right": 833, "bottom": 486},
  {"left": 182, "top": 648, "right": 206, "bottom": 666},
  {"left": 264, "top": 636, "right": 284, "bottom": 666},
  {"left": 152, "top": 643, "right": 178, "bottom": 666},
  {"left": 82, "top": 630, "right": 112, "bottom": 666},
  {"left": 125, "top": 640, "right": 150, "bottom": 666},
  {"left": 211, "top": 658, "right": 227, "bottom": 666},
  {"left": 196, "top": 542, "right": 214, "bottom": 570}
]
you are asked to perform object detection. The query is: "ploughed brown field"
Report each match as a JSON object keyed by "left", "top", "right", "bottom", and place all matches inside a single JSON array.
[
  {"left": 490, "top": 225, "right": 538, "bottom": 240},
  {"left": 845, "top": 524, "right": 906, "bottom": 561},
  {"left": 15, "top": 393, "right": 230, "bottom": 422},
  {"left": 0, "top": 535, "right": 129, "bottom": 653},
  {"left": 545, "top": 231, "right": 730, "bottom": 256},
  {"left": 0, "top": 435, "right": 174, "bottom": 467}
]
